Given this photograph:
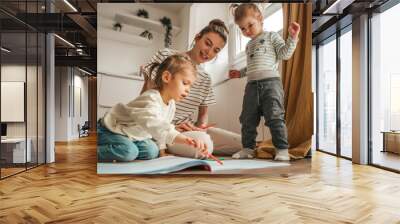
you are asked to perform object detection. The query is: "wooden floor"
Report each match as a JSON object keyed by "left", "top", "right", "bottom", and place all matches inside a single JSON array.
[{"left": 1, "top": 135, "right": 400, "bottom": 223}]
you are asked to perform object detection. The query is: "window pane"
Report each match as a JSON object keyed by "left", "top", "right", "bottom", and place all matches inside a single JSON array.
[
  {"left": 27, "top": 31, "right": 38, "bottom": 169},
  {"left": 1, "top": 31, "right": 28, "bottom": 177},
  {"left": 340, "top": 29, "right": 352, "bottom": 158},
  {"left": 371, "top": 3, "right": 400, "bottom": 171},
  {"left": 318, "top": 37, "right": 337, "bottom": 154},
  {"left": 263, "top": 8, "right": 283, "bottom": 32}
]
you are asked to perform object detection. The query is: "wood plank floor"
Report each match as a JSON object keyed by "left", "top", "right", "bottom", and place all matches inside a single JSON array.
[{"left": 1, "top": 135, "right": 400, "bottom": 223}]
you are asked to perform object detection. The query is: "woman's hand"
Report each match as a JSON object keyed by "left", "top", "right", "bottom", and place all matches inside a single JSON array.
[
  {"left": 229, "top": 70, "right": 241, "bottom": 79},
  {"left": 288, "top": 22, "right": 300, "bottom": 40},
  {"left": 176, "top": 122, "right": 204, "bottom": 132}
]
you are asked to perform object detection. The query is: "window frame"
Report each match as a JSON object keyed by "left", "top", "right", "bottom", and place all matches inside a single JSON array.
[{"left": 315, "top": 24, "right": 353, "bottom": 161}]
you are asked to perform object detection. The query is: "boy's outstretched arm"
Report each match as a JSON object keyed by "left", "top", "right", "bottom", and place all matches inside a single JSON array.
[
  {"left": 273, "top": 22, "right": 300, "bottom": 60},
  {"left": 229, "top": 67, "right": 247, "bottom": 79}
]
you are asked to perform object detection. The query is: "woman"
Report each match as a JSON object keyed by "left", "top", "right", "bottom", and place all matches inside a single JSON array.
[{"left": 141, "top": 19, "right": 242, "bottom": 158}]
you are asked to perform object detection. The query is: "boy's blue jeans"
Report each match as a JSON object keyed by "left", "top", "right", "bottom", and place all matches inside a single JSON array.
[
  {"left": 240, "top": 77, "right": 289, "bottom": 150},
  {"left": 97, "top": 121, "right": 159, "bottom": 162}
]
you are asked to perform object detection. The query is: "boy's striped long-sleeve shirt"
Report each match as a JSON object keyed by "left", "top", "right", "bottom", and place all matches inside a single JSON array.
[{"left": 240, "top": 31, "right": 298, "bottom": 81}]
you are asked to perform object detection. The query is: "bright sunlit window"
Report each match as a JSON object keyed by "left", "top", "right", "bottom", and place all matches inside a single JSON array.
[
  {"left": 263, "top": 8, "right": 283, "bottom": 32},
  {"left": 370, "top": 2, "right": 400, "bottom": 170}
]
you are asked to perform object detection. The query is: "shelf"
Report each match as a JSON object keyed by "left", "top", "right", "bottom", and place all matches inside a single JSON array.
[
  {"left": 98, "top": 27, "right": 153, "bottom": 46},
  {"left": 115, "top": 13, "right": 181, "bottom": 36},
  {"left": 98, "top": 72, "right": 144, "bottom": 81}
]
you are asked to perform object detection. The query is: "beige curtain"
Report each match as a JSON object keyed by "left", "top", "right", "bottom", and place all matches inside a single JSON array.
[{"left": 257, "top": 3, "right": 313, "bottom": 159}]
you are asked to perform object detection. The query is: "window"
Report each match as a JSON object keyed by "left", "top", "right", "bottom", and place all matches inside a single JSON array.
[
  {"left": 339, "top": 28, "right": 352, "bottom": 158},
  {"left": 390, "top": 74, "right": 400, "bottom": 130},
  {"left": 316, "top": 26, "right": 353, "bottom": 159},
  {"left": 371, "top": 2, "right": 400, "bottom": 171},
  {"left": 0, "top": 1, "right": 47, "bottom": 179},
  {"left": 317, "top": 36, "right": 337, "bottom": 155},
  {"left": 263, "top": 8, "right": 283, "bottom": 32}
]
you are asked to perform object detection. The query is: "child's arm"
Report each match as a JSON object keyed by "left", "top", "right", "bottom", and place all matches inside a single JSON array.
[
  {"left": 288, "top": 22, "right": 300, "bottom": 40},
  {"left": 173, "top": 134, "right": 209, "bottom": 155},
  {"left": 229, "top": 67, "right": 247, "bottom": 79},
  {"left": 272, "top": 22, "right": 300, "bottom": 60}
]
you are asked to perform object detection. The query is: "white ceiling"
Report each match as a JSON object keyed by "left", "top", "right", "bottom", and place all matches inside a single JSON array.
[{"left": 150, "top": 3, "right": 188, "bottom": 13}]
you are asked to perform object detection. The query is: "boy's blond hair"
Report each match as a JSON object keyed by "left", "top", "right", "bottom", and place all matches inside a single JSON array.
[{"left": 230, "top": 3, "right": 263, "bottom": 23}]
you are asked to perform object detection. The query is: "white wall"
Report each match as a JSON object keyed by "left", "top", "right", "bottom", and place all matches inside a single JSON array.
[
  {"left": 174, "top": 4, "right": 192, "bottom": 51},
  {"left": 97, "top": 3, "right": 187, "bottom": 118},
  {"left": 72, "top": 74, "right": 89, "bottom": 138},
  {"left": 55, "top": 67, "right": 89, "bottom": 141},
  {"left": 55, "top": 67, "right": 69, "bottom": 141}
]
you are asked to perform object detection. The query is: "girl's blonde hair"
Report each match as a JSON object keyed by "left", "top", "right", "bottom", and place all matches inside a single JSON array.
[
  {"left": 147, "top": 54, "right": 197, "bottom": 90},
  {"left": 230, "top": 3, "right": 263, "bottom": 23}
]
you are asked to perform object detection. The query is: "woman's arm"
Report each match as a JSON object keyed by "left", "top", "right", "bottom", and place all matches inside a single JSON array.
[{"left": 195, "top": 106, "right": 208, "bottom": 127}]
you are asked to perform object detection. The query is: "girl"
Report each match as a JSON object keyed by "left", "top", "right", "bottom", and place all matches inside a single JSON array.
[
  {"left": 98, "top": 54, "right": 208, "bottom": 162},
  {"left": 229, "top": 3, "right": 300, "bottom": 161}
]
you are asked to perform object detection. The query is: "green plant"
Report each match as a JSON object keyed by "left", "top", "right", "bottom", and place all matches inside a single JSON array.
[
  {"left": 140, "top": 30, "right": 153, "bottom": 40},
  {"left": 113, "top": 22, "right": 122, "bottom": 32},
  {"left": 137, "top": 9, "right": 149, "bottom": 18},
  {"left": 159, "top": 17, "right": 172, "bottom": 47}
]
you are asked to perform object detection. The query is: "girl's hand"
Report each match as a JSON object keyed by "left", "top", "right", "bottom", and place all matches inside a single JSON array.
[
  {"left": 288, "top": 22, "right": 300, "bottom": 39},
  {"left": 173, "top": 135, "right": 209, "bottom": 157},
  {"left": 159, "top": 149, "right": 171, "bottom": 157},
  {"left": 185, "top": 138, "right": 209, "bottom": 157},
  {"left": 229, "top": 70, "right": 241, "bottom": 79}
]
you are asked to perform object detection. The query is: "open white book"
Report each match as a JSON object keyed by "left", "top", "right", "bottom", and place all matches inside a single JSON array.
[{"left": 97, "top": 156, "right": 290, "bottom": 174}]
